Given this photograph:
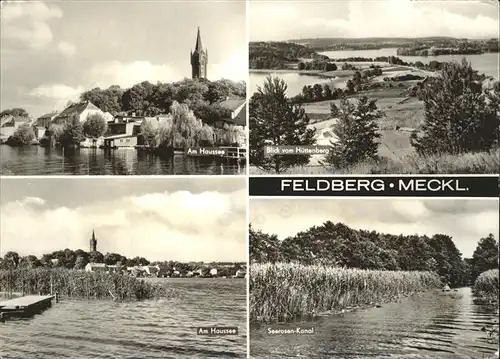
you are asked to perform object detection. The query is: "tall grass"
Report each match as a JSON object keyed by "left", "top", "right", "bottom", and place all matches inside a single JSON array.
[
  {"left": 473, "top": 269, "right": 499, "bottom": 302},
  {"left": 0, "top": 268, "right": 174, "bottom": 301},
  {"left": 250, "top": 148, "right": 500, "bottom": 174},
  {"left": 250, "top": 263, "right": 441, "bottom": 323}
]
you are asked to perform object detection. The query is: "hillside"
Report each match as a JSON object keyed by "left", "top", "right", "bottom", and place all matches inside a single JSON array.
[
  {"left": 249, "top": 41, "right": 328, "bottom": 69},
  {"left": 287, "top": 37, "right": 499, "bottom": 52}
]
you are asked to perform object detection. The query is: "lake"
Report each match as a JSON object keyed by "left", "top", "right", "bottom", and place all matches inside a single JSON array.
[
  {"left": 250, "top": 288, "right": 499, "bottom": 359},
  {"left": 0, "top": 278, "right": 247, "bottom": 359},
  {"left": 249, "top": 72, "right": 336, "bottom": 98},
  {"left": 249, "top": 48, "right": 498, "bottom": 98},
  {"left": 0, "top": 146, "right": 245, "bottom": 176},
  {"left": 320, "top": 48, "right": 499, "bottom": 79}
]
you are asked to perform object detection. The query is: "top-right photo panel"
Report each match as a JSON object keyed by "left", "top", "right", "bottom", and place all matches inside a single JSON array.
[{"left": 248, "top": 0, "right": 499, "bottom": 175}]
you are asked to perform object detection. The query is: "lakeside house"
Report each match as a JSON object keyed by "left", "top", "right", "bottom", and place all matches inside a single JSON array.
[
  {"left": 52, "top": 101, "right": 105, "bottom": 125},
  {"left": 0, "top": 116, "right": 37, "bottom": 142},
  {"left": 35, "top": 111, "right": 59, "bottom": 128},
  {"left": 85, "top": 263, "right": 118, "bottom": 273},
  {"left": 218, "top": 98, "right": 247, "bottom": 147},
  {"left": 102, "top": 115, "right": 170, "bottom": 148},
  {"left": 218, "top": 98, "right": 246, "bottom": 128}
]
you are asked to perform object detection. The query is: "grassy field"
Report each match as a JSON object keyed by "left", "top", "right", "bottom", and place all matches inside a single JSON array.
[
  {"left": 250, "top": 262, "right": 441, "bottom": 323},
  {"left": 0, "top": 267, "right": 175, "bottom": 301},
  {"left": 250, "top": 148, "right": 500, "bottom": 174}
]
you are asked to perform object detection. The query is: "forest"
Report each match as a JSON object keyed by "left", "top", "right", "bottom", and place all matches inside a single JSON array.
[
  {"left": 249, "top": 222, "right": 499, "bottom": 287},
  {"left": 249, "top": 41, "right": 328, "bottom": 69},
  {"left": 0, "top": 249, "right": 245, "bottom": 278}
]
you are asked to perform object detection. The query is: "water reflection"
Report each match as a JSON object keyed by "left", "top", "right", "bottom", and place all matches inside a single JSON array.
[
  {"left": 250, "top": 288, "right": 498, "bottom": 359},
  {"left": 0, "top": 146, "right": 245, "bottom": 175}
]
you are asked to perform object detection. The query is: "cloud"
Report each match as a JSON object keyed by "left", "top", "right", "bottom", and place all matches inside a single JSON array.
[
  {"left": 87, "top": 61, "right": 180, "bottom": 88},
  {"left": 30, "top": 84, "right": 85, "bottom": 100},
  {"left": 57, "top": 41, "right": 76, "bottom": 57},
  {"left": 20, "top": 196, "right": 46, "bottom": 207},
  {"left": 210, "top": 47, "right": 248, "bottom": 82},
  {"left": 250, "top": 0, "right": 499, "bottom": 40},
  {"left": 1, "top": 189, "right": 246, "bottom": 262},
  {"left": 1, "top": 1, "right": 63, "bottom": 49}
]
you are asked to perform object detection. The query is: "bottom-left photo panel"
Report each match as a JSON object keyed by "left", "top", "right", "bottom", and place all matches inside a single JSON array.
[{"left": 0, "top": 177, "right": 248, "bottom": 359}]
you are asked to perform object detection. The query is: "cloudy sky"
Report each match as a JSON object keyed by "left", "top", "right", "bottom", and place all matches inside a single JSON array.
[
  {"left": 250, "top": 198, "right": 499, "bottom": 258},
  {"left": 250, "top": 0, "right": 499, "bottom": 41},
  {"left": 1, "top": 0, "right": 247, "bottom": 117},
  {"left": 0, "top": 178, "right": 246, "bottom": 262}
]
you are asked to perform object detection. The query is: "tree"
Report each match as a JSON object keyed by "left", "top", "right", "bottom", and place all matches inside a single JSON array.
[
  {"left": 249, "top": 76, "right": 316, "bottom": 173},
  {"left": 170, "top": 101, "right": 203, "bottom": 148},
  {"left": 9, "top": 124, "right": 35, "bottom": 145},
  {"left": 324, "top": 97, "right": 382, "bottom": 168},
  {"left": 104, "top": 252, "right": 126, "bottom": 265},
  {"left": 312, "top": 83, "right": 324, "bottom": 100},
  {"left": 345, "top": 79, "right": 355, "bottom": 94},
  {"left": 205, "top": 81, "right": 231, "bottom": 104},
  {"left": 3, "top": 251, "right": 20, "bottom": 268},
  {"left": 83, "top": 113, "right": 108, "bottom": 138},
  {"left": 74, "top": 256, "right": 87, "bottom": 270},
  {"left": 411, "top": 59, "right": 500, "bottom": 155},
  {"left": 249, "top": 225, "right": 282, "bottom": 263},
  {"left": 59, "top": 114, "right": 85, "bottom": 147},
  {"left": 470, "top": 234, "right": 499, "bottom": 282},
  {"left": 324, "top": 62, "right": 338, "bottom": 72},
  {"left": 0, "top": 108, "right": 29, "bottom": 118},
  {"left": 89, "top": 251, "right": 104, "bottom": 263},
  {"left": 323, "top": 84, "right": 333, "bottom": 99}
]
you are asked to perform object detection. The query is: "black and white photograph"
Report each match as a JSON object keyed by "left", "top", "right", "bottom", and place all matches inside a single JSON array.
[
  {"left": 249, "top": 0, "right": 499, "bottom": 174},
  {"left": 249, "top": 198, "right": 499, "bottom": 358},
  {"left": 0, "top": 177, "right": 247, "bottom": 358},
  {"left": 0, "top": 0, "right": 247, "bottom": 176}
]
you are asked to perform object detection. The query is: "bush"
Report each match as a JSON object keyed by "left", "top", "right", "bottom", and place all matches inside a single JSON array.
[{"left": 8, "top": 124, "right": 35, "bottom": 146}]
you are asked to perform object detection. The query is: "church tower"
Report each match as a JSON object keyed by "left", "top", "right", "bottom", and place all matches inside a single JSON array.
[
  {"left": 190, "top": 27, "right": 207, "bottom": 79},
  {"left": 89, "top": 229, "right": 97, "bottom": 252}
]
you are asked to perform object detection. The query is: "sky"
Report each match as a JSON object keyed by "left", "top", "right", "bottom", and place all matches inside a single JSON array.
[
  {"left": 0, "top": 0, "right": 247, "bottom": 117},
  {"left": 250, "top": 0, "right": 499, "bottom": 41},
  {"left": 250, "top": 198, "right": 499, "bottom": 258},
  {"left": 0, "top": 178, "right": 246, "bottom": 262}
]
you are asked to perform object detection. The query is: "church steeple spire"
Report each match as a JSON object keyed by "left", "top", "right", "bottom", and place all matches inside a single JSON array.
[
  {"left": 90, "top": 229, "right": 97, "bottom": 252},
  {"left": 191, "top": 26, "right": 207, "bottom": 79},
  {"left": 195, "top": 26, "right": 203, "bottom": 52}
]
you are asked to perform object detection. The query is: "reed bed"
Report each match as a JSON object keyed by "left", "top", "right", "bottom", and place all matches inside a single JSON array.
[
  {"left": 473, "top": 269, "right": 499, "bottom": 302},
  {"left": 0, "top": 268, "right": 175, "bottom": 301},
  {"left": 250, "top": 263, "right": 441, "bottom": 323}
]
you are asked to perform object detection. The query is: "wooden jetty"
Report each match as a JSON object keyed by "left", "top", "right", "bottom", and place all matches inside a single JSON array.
[{"left": 0, "top": 294, "right": 57, "bottom": 321}]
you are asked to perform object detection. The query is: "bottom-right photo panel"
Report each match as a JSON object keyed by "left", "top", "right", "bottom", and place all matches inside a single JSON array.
[{"left": 249, "top": 198, "right": 499, "bottom": 359}]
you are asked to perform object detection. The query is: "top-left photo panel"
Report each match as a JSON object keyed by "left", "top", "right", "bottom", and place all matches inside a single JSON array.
[{"left": 0, "top": 0, "right": 247, "bottom": 176}]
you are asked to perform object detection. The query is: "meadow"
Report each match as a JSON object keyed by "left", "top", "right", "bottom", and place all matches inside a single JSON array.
[
  {"left": 0, "top": 267, "right": 174, "bottom": 301},
  {"left": 249, "top": 262, "right": 441, "bottom": 323}
]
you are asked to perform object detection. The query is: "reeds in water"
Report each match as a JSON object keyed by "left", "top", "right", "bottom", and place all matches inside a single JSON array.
[
  {"left": 473, "top": 269, "right": 499, "bottom": 303},
  {"left": 250, "top": 263, "right": 441, "bottom": 323},
  {"left": 0, "top": 268, "right": 175, "bottom": 301}
]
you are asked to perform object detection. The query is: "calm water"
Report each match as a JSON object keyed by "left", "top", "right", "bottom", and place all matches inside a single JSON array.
[
  {"left": 0, "top": 146, "right": 245, "bottom": 176},
  {"left": 320, "top": 48, "right": 499, "bottom": 79},
  {"left": 0, "top": 278, "right": 246, "bottom": 359},
  {"left": 250, "top": 72, "right": 335, "bottom": 98},
  {"left": 250, "top": 288, "right": 499, "bottom": 359},
  {"left": 249, "top": 49, "right": 498, "bottom": 97}
]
